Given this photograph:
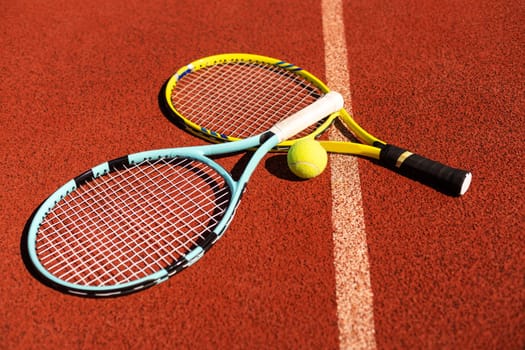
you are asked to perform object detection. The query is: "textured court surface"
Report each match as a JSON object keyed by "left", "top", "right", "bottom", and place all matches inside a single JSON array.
[{"left": 1, "top": 0, "right": 523, "bottom": 349}]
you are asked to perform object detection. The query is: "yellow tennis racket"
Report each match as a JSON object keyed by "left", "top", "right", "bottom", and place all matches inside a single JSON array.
[{"left": 163, "top": 53, "right": 471, "bottom": 196}]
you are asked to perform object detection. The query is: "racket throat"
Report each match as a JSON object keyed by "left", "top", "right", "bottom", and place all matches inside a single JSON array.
[{"left": 259, "top": 131, "right": 276, "bottom": 144}]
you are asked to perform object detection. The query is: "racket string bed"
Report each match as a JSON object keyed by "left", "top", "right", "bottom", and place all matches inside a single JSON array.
[
  {"left": 218, "top": 63, "right": 317, "bottom": 133},
  {"left": 35, "top": 157, "right": 232, "bottom": 287},
  {"left": 172, "top": 61, "right": 323, "bottom": 139},
  {"left": 208, "top": 63, "right": 319, "bottom": 135},
  {"left": 174, "top": 62, "right": 276, "bottom": 134}
]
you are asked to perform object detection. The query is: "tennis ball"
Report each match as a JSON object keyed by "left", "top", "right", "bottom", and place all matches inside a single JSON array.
[{"left": 287, "top": 139, "right": 328, "bottom": 179}]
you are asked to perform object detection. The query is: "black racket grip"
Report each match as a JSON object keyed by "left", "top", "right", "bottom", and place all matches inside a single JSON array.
[{"left": 378, "top": 144, "right": 472, "bottom": 196}]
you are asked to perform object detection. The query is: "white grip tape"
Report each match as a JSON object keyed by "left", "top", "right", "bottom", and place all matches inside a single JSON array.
[{"left": 269, "top": 91, "right": 344, "bottom": 142}]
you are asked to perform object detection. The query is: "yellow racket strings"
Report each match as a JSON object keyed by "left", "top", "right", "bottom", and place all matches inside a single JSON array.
[{"left": 170, "top": 60, "right": 325, "bottom": 140}]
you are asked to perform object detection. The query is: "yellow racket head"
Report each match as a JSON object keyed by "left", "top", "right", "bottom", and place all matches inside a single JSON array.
[{"left": 163, "top": 53, "right": 338, "bottom": 149}]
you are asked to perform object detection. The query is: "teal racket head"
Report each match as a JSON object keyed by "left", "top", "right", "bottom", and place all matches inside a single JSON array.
[{"left": 27, "top": 149, "right": 237, "bottom": 296}]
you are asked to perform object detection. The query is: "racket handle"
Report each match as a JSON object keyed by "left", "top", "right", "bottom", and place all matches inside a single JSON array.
[
  {"left": 270, "top": 91, "right": 344, "bottom": 142},
  {"left": 378, "top": 144, "right": 472, "bottom": 196}
]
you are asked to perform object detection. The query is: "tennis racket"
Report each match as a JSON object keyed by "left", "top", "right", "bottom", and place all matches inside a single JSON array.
[
  {"left": 163, "top": 53, "right": 472, "bottom": 196},
  {"left": 26, "top": 91, "right": 344, "bottom": 297}
]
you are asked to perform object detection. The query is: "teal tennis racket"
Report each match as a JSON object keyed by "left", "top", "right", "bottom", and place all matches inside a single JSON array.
[{"left": 26, "top": 86, "right": 343, "bottom": 297}]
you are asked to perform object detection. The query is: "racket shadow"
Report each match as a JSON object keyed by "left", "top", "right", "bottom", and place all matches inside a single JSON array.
[
  {"left": 20, "top": 208, "right": 60, "bottom": 294},
  {"left": 158, "top": 78, "right": 187, "bottom": 132}
]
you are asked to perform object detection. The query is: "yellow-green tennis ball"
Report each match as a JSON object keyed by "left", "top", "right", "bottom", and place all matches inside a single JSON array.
[{"left": 287, "top": 139, "right": 328, "bottom": 179}]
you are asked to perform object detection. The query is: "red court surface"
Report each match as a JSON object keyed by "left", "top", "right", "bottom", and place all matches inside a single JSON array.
[{"left": 1, "top": 0, "right": 523, "bottom": 349}]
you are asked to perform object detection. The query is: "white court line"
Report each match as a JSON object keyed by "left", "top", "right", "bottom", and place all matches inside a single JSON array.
[{"left": 321, "top": 0, "right": 377, "bottom": 349}]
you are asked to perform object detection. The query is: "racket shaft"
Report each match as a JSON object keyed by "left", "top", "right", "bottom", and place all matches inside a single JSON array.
[{"left": 379, "top": 144, "right": 472, "bottom": 196}]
